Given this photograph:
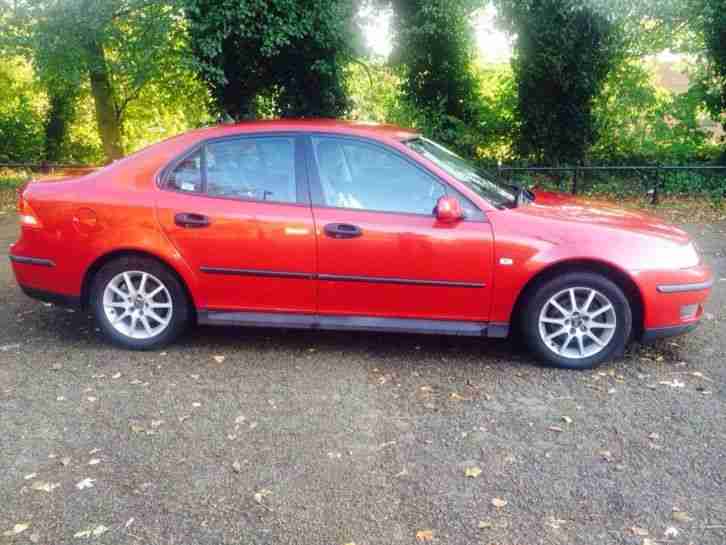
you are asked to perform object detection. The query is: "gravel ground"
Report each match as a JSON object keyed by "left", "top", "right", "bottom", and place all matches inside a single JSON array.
[{"left": 1, "top": 214, "right": 725, "bottom": 545}]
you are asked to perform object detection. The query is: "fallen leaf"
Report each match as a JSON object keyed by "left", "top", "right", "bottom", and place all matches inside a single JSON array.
[
  {"left": 88, "top": 459, "right": 100, "bottom": 465},
  {"left": 449, "top": 392, "right": 466, "bottom": 401},
  {"left": 129, "top": 423, "right": 145, "bottom": 433},
  {"left": 415, "top": 529, "right": 434, "bottom": 541},
  {"left": 111, "top": 372, "right": 121, "bottom": 379},
  {"left": 86, "top": 397, "right": 97, "bottom": 403},
  {"left": 91, "top": 525, "right": 108, "bottom": 537},
  {"left": 235, "top": 415, "right": 246, "bottom": 424},
  {"left": 478, "top": 520, "right": 493, "bottom": 529},
  {"left": 492, "top": 497, "right": 507, "bottom": 508},
  {"left": 31, "top": 481, "right": 60, "bottom": 493},
  {"left": 664, "top": 526, "right": 678, "bottom": 537},
  {"left": 630, "top": 527, "right": 649, "bottom": 536},
  {"left": 75, "top": 478, "right": 95, "bottom": 490},
  {"left": 24, "top": 473, "right": 37, "bottom": 480},
  {"left": 561, "top": 416, "right": 573, "bottom": 424},
  {"left": 464, "top": 466, "right": 482, "bottom": 478},
  {"left": 3, "top": 523, "right": 30, "bottom": 536},
  {"left": 192, "top": 402, "right": 201, "bottom": 408},
  {"left": 89, "top": 448, "right": 100, "bottom": 455},
  {"left": 213, "top": 355, "right": 225, "bottom": 363},
  {"left": 672, "top": 510, "right": 692, "bottom": 523},
  {"left": 254, "top": 488, "right": 272, "bottom": 504},
  {"left": 232, "top": 461, "right": 242, "bottom": 473},
  {"left": 124, "top": 518, "right": 135, "bottom": 529}
]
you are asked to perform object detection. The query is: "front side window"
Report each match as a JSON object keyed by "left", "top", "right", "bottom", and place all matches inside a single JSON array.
[
  {"left": 404, "top": 137, "right": 517, "bottom": 209},
  {"left": 312, "top": 137, "right": 445, "bottom": 215},
  {"left": 205, "top": 137, "right": 296, "bottom": 203}
]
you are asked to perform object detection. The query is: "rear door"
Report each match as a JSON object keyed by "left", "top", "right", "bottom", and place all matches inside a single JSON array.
[
  {"left": 306, "top": 135, "right": 493, "bottom": 322},
  {"left": 156, "top": 134, "right": 317, "bottom": 313}
]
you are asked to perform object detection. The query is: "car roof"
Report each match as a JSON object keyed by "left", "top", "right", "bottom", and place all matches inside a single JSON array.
[{"left": 186, "top": 118, "right": 419, "bottom": 142}]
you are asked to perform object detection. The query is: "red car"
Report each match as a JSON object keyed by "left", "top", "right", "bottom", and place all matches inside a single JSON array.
[{"left": 10, "top": 120, "right": 713, "bottom": 368}]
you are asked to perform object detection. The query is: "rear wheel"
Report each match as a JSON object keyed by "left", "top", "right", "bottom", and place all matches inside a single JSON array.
[
  {"left": 522, "top": 272, "right": 632, "bottom": 369},
  {"left": 90, "top": 256, "right": 190, "bottom": 350}
]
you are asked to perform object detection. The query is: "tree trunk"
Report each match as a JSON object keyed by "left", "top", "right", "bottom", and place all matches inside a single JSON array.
[
  {"left": 43, "top": 89, "right": 76, "bottom": 162},
  {"left": 86, "top": 39, "right": 124, "bottom": 162}
]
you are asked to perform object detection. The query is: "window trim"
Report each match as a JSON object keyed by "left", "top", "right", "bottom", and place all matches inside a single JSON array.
[
  {"left": 301, "top": 133, "right": 486, "bottom": 221},
  {"left": 158, "top": 132, "right": 310, "bottom": 207}
]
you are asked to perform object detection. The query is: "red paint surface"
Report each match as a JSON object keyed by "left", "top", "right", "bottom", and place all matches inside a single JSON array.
[{"left": 10, "top": 119, "right": 713, "bottom": 333}]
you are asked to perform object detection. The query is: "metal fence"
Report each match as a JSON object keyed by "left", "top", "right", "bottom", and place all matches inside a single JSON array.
[
  {"left": 486, "top": 165, "right": 726, "bottom": 205},
  {"left": 3, "top": 162, "right": 726, "bottom": 207}
]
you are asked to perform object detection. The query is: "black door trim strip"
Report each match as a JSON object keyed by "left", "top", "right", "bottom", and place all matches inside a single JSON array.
[
  {"left": 9, "top": 255, "right": 55, "bottom": 267},
  {"left": 317, "top": 273, "right": 484, "bottom": 288},
  {"left": 200, "top": 266, "right": 485, "bottom": 288},
  {"left": 200, "top": 267, "right": 314, "bottom": 280}
]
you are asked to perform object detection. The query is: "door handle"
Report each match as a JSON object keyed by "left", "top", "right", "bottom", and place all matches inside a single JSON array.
[
  {"left": 324, "top": 223, "right": 363, "bottom": 239},
  {"left": 175, "top": 212, "right": 210, "bottom": 228}
]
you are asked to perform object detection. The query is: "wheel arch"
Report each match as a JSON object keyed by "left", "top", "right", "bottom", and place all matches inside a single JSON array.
[
  {"left": 511, "top": 259, "right": 645, "bottom": 339},
  {"left": 80, "top": 249, "right": 198, "bottom": 313}
]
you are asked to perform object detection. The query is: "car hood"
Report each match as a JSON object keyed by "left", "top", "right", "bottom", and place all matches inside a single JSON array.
[{"left": 513, "top": 189, "right": 691, "bottom": 244}]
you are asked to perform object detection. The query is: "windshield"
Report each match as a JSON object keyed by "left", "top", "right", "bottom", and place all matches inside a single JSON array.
[{"left": 404, "top": 137, "right": 517, "bottom": 208}]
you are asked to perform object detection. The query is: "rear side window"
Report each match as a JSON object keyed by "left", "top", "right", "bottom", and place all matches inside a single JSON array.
[
  {"left": 206, "top": 137, "right": 296, "bottom": 203},
  {"left": 167, "top": 149, "right": 202, "bottom": 193}
]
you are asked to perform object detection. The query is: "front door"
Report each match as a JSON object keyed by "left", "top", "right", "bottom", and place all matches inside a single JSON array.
[
  {"left": 156, "top": 135, "right": 317, "bottom": 313},
  {"left": 307, "top": 135, "right": 493, "bottom": 322}
]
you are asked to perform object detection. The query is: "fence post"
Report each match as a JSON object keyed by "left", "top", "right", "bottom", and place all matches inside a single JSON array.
[
  {"left": 571, "top": 166, "right": 579, "bottom": 195},
  {"left": 651, "top": 167, "right": 660, "bottom": 206}
]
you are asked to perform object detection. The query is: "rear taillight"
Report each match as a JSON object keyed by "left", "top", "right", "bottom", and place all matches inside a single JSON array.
[{"left": 17, "top": 192, "right": 42, "bottom": 228}]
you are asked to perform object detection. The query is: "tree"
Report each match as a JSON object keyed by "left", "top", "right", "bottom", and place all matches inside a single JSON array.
[
  {"left": 497, "top": 0, "right": 621, "bottom": 165},
  {"left": 691, "top": 0, "right": 726, "bottom": 135},
  {"left": 183, "top": 0, "right": 357, "bottom": 120},
  {"left": 3, "top": 0, "right": 187, "bottom": 162}
]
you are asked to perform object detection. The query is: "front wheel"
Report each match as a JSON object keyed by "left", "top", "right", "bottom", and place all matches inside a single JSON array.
[
  {"left": 90, "top": 256, "right": 190, "bottom": 350},
  {"left": 522, "top": 272, "right": 632, "bottom": 369}
]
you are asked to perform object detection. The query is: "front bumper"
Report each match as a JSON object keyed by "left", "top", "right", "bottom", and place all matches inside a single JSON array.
[
  {"left": 641, "top": 322, "right": 700, "bottom": 344},
  {"left": 636, "top": 263, "right": 713, "bottom": 337}
]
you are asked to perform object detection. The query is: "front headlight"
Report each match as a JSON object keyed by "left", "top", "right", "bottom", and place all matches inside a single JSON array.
[{"left": 677, "top": 241, "right": 701, "bottom": 269}]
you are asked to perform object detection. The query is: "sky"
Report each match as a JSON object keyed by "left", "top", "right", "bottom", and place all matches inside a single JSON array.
[{"left": 361, "top": 5, "right": 513, "bottom": 63}]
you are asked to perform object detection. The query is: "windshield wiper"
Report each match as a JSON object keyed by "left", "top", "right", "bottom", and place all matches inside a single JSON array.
[{"left": 507, "top": 183, "right": 535, "bottom": 207}]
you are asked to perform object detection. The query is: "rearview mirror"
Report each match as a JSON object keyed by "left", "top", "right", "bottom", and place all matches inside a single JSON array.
[{"left": 435, "top": 196, "right": 464, "bottom": 223}]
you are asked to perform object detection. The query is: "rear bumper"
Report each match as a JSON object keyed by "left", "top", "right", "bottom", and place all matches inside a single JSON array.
[
  {"left": 19, "top": 285, "right": 81, "bottom": 308},
  {"left": 641, "top": 321, "right": 700, "bottom": 344}
]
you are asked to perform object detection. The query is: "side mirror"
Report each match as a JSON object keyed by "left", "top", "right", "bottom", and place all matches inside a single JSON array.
[{"left": 435, "top": 195, "right": 464, "bottom": 223}]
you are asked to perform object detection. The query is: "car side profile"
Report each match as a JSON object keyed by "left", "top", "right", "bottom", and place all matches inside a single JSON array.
[{"left": 10, "top": 120, "right": 713, "bottom": 369}]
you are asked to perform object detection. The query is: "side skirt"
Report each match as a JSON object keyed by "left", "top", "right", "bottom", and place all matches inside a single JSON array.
[{"left": 198, "top": 310, "right": 509, "bottom": 338}]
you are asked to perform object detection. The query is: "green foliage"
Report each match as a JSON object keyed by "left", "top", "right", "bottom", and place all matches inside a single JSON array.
[
  {"left": 592, "top": 60, "right": 715, "bottom": 163},
  {"left": 498, "top": 0, "right": 622, "bottom": 165},
  {"left": 387, "top": 0, "right": 487, "bottom": 156},
  {"left": 183, "top": 0, "right": 357, "bottom": 119},
  {"left": 2, "top": 0, "right": 194, "bottom": 160},
  {"left": 0, "top": 57, "right": 45, "bottom": 162}
]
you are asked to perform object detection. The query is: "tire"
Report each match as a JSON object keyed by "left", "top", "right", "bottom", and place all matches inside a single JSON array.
[
  {"left": 90, "top": 255, "right": 191, "bottom": 350},
  {"left": 521, "top": 272, "right": 632, "bottom": 370}
]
